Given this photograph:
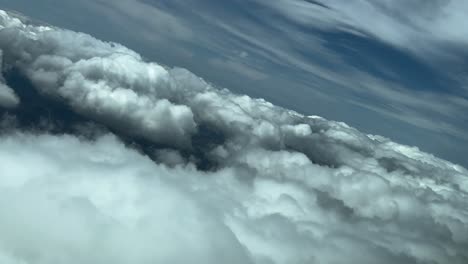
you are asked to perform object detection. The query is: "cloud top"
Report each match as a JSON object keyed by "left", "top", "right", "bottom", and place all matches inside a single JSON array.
[{"left": 1, "top": 9, "right": 468, "bottom": 264}]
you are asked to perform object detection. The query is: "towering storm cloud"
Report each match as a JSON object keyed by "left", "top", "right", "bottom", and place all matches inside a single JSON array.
[{"left": 0, "top": 9, "right": 467, "bottom": 264}]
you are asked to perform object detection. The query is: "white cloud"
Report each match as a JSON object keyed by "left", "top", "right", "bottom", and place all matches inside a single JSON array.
[
  {"left": 256, "top": 0, "right": 468, "bottom": 62},
  {"left": 4, "top": 0, "right": 466, "bottom": 152},
  {"left": 1, "top": 118, "right": 468, "bottom": 264},
  {"left": 0, "top": 133, "right": 252, "bottom": 264},
  {"left": 1, "top": 9, "right": 468, "bottom": 264},
  {"left": 0, "top": 15, "right": 196, "bottom": 147}
]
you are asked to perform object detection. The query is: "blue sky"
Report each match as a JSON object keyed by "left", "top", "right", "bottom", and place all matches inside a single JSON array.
[{"left": 1, "top": 0, "right": 467, "bottom": 167}]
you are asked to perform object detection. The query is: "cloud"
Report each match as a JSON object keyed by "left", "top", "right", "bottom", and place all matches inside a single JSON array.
[
  {"left": 3, "top": 0, "right": 468, "bottom": 167},
  {"left": 89, "top": 0, "right": 193, "bottom": 41},
  {"left": 0, "top": 132, "right": 252, "bottom": 264},
  {"left": 172, "top": 0, "right": 468, "bottom": 146},
  {"left": 0, "top": 83, "right": 18, "bottom": 108},
  {"left": 0, "top": 12, "right": 196, "bottom": 147},
  {"left": 2, "top": 114, "right": 468, "bottom": 264},
  {"left": 0, "top": 49, "right": 19, "bottom": 108},
  {"left": 208, "top": 58, "right": 268, "bottom": 81},
  {"left": 257, "top": 0, "right": 468, "bottom": 62},
  {"left": 1, "top": 9, "right": 468, "bottom": 264}
]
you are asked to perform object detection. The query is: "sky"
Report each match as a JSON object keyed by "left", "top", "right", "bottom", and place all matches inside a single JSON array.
[
  {"left": 1, "top": 4, "right": 468, "bottom": 264},
  {"left": 0, "top": 0, "right": 466, "bottom": 167}
]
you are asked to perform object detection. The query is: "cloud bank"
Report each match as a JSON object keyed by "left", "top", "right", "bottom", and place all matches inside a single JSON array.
[
  {"left": 1, "top": 9, "right": 468, "bottom": 264},
  {"left": 2, "top": 0, "right": 468, "bottom": 168}
]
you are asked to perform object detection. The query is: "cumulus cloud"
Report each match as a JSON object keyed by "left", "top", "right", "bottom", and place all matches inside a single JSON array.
[
  {"left": 0, "top": 11, "right": 198, "bottom": 147},
  {"left": 1, "top": 9, "right": 468, "bottom": 264}
]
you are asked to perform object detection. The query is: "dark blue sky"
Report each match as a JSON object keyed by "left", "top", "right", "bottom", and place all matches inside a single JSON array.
[{"left": 1, "top": 0, "right": 467, "bottom": 167}]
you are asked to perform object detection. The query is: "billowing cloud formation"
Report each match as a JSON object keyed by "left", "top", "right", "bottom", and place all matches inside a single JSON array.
[
  {"left": 0, "top": 10, "right": 195, "bottom": 147},
  {"left": 1, "top": 9, "right": 468, "bottom": 264}
]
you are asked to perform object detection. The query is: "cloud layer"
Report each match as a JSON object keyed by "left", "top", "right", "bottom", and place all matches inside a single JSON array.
[
  {"left": 1, "top": 9, "right": 468, "bottom": 264},
  {"left": 1, "top": 0, "right": 468, "bottom": 168}
]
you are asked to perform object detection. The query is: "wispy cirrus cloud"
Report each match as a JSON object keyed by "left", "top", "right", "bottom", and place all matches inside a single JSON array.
[{"left": 258, "top": 0, "right": 468, "bottom": 62}]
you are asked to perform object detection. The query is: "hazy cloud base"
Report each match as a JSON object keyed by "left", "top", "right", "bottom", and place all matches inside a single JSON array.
[{"left": 1, "top": 9, "right": 468, "bottom": 264}]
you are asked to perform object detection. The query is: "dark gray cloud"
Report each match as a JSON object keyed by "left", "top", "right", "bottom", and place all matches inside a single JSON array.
[
  {"left": 0, "top": 49, "right": 18, "bottom": 108},
  {"left": 0, "top": 81, "right": 18, "bottom": 108},
  {"left": 1, "top": 10, "right": 468, "bottom": 264}
]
